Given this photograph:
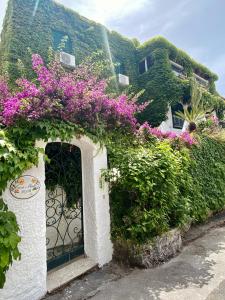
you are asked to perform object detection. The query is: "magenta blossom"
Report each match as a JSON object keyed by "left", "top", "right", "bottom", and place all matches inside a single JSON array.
[
  {"left": 139, "top": 122, "right": 177, "bottom": 140},
  {"left": 179, "top": 131, "right": 197, "bottom": 145},
  {"left": 1, "top": 54, "right": 147, "bottom": 132},
  {"left": 138, "top": 122, "right": 196, "bottom": 146}
]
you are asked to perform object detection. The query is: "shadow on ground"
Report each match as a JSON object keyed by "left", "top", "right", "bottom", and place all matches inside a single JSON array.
[
  {"left": 91, "top": 227, "right": 225, "bottom": 300},
  {"left": 45, "top": 226, "right": 225, "bottom": 300}
]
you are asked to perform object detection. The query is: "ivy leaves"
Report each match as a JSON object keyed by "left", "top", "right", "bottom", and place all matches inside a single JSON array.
[
  {"left": 105, "top": 140, "right": 192, "bottom": 243},
  {"left": 0, "top": 119, "right": 85, "bottom": 288},
  {"left": 0, "top": 201, "right": 21, "bottom": 288},
  {"left": 106, "top": 133, "right": 225, "bottom": 245},
  {"left": 45, "top": 142, "right": 82, "bottom": 207},
  {"left": 190, "top": 136, "right": 225, "bottom": 221}
]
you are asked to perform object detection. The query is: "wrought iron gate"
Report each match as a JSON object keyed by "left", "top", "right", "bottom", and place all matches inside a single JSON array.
[{"left": 45, "top": 143, "right": 84, "bottom": 271}]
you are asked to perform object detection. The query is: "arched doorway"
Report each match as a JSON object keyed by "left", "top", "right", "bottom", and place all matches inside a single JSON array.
[
  {"left": 45, "top": 142, "right": 84, "bottom": 271},
  {"left": 0, "top": 135, "right": 113, "bottom": 299}
]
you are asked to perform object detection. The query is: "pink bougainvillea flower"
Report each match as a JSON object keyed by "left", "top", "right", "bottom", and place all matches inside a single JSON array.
[
  {"left": 1, "top": 54, "right": 147, "bottom": 132},
  {"left": 138, "top": 122, "right": 196, "bottom": 146}
]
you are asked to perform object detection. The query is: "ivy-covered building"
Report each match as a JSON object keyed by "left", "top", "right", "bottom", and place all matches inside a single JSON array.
[{"left": 0, "top": 0, "right": 223, "bottom": 130}]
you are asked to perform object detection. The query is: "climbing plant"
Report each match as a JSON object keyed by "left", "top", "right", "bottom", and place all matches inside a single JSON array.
[
  {"left": 1, "top": 2, "right": 223, "bottom": 127},
  {"left": 0, "top": 52, "right": 146, "bottom": 287},
  {"left": 0, "top": 0, "right": 224, "bottom": 288},
  {"left": 134, "top": 37, "right": 224, "bottom": 126},
  {"left": 45, "top": 142, "right": 82, "bottom": 207}
]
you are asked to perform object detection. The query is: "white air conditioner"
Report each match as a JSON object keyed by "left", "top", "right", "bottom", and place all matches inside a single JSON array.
[
  {"left": 118, "top": 74, "right": 129, "bottom": 87},
  {"left": 60, "top": 51, "right": 76, "bottom": 68}
]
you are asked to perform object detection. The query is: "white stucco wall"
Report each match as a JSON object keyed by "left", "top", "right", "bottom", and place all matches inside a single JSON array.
[
  {"left": 66, "top": 136, "right": 113, "bottom": 266},
  {"left": 0, "top": 135, "right": 113, "bottom": 300},
  {"left": 0, "top": 153, "right": 47, "bottom": 300},
  {"left": 159, "top": 106, "right": 183, "bottom": 134}
]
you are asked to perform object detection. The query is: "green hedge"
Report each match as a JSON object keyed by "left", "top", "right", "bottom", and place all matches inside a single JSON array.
[
  {"left": 190, "top": 136, "right": 225, "bottom": 221},
  {"left": 106, "top": 135, "right": 225, "bottom": 244}
]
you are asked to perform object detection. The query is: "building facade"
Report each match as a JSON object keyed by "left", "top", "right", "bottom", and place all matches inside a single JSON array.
[
  {"left": 0, "top": 1, "right": 224, "bottom": 299},
  {"left": 0, "top": 0, "right": 221, "bottom": 133}
]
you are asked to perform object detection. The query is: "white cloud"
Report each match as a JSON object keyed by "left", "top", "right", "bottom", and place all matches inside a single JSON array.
[{"left": 57, "top": 0, "right": 150, "bottom": 25}]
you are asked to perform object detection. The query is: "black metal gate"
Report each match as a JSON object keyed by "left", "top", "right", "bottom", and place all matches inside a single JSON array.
[{"left": 45, "top": 143, "right": 84, "bottom": 271}]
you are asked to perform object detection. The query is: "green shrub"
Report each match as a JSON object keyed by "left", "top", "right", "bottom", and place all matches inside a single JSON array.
[
  {"left": 106, "top": 134, "right": 225, "bottom": 244},
  {"left": 189, "top": 136, "right": 225, "bottom": 221},
  {"left": 106, "top": 140, "right": 192, "bottom": 243}
]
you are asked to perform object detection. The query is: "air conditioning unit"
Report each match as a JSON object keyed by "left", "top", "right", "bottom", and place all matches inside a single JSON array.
[
  {"left": 60, "top": 51, "right": 76, "bottom": 68},
  {"left": 118, "top": 74, "right": 129, "bottom": 87}
]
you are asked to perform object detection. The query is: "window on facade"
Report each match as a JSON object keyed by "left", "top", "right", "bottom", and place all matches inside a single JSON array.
[
  {"left": 139, "top": 59, "right": 146, "bottom": 74},
  {"left": 52, "top": 30, "right": 73, "bottom": 54},
  {"left": 171, "top": 103, "right": 184, "bottom": 129},
  {"left": 146, "top": 55, "right": 153, "bottom": 69}
]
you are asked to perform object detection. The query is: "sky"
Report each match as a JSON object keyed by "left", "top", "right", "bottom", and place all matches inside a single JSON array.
[{"left": 0, "top": 0, "right": 224, "bottom": 95}]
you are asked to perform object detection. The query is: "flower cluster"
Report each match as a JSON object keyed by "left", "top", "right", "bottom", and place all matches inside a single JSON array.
[
  {"left": 0, "top": 54, "right": 146, "bottom": 132},
  {"left": 179, "top": 131, "right": 196, "bottom": 145},
  {"left": 138, "top": 122, "right": 196, "bottom": 146},
  {"left": 209, "top": 114, "right": 219, "bottom": 126}
]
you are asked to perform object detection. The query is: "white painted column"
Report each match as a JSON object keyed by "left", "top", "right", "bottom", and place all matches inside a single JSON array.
[
  {"left": 78, "top": 137, "right": 113, "bottom": 266},
  {"left": 92, "top": 146, "right": 113, "bottom": 266},
  {"left": 0, "top": 151, "right": 47, "bottom": 300}
]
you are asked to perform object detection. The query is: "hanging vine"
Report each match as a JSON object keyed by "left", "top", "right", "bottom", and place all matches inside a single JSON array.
[{"left": 45, "top": 142, "right": 82, "bottom": 207}]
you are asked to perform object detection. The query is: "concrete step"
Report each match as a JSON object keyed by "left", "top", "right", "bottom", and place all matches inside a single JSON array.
[{"left": 47, "top": 256, "right": 97, "bottom": 293}]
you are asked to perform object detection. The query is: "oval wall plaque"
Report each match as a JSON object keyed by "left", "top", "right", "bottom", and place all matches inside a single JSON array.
[{"left": 10, "top": 175, "right": 41, "bottom": 199}]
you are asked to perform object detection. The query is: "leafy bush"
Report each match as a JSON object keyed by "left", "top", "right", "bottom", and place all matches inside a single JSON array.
[
  {"left": 105, "top": 139, "right": 192, "bottom": 243},
  {"left": 189, "top": 136, "right": 225, "bottom": 221},
  {"left": 0, "top": 201, "right": 21, "bottom": 288},
  {"left": 105, "top": 133, "right": 225, "bottom": 244}
]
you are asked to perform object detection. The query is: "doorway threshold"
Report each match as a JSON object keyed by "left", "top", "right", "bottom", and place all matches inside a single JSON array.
[{"left": 47, "top": 256, "right": 97, "bottom": 293}]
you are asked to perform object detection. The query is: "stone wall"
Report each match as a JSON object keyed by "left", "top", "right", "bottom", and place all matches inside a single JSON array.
[{"left": 114, "top": 229, "right": 182, "bottom": 268}]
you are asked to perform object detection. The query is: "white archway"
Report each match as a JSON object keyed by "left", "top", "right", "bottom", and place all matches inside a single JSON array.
[{"left": 0, "top": 135, "right": 113, "bottom": 300}]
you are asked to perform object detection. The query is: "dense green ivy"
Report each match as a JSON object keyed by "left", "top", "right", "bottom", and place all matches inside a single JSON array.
[
  {"left": 0, "top": 0, "right": 137, "bottom": 84},
  {"left": 135, "top": 48, "right": 188, "bottom": 126},
  {"left": 189, "top": 135, "right": 225, "bottom": 221},
  {"left": 1, "top": 1, "right": 223, "bottom": 126},
  {"left": 105, "top": 134, "right": 225, "bottom": 244},
  {"left": 137, "top": 36, "right": 218, "bottom": 81},
  {"left": 134, "top": 37, "right": 224, "bottom": 126}
]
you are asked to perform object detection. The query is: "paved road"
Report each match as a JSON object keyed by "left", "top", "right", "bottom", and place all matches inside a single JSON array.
[{"left": 91, "top": 226, "right": 225, "bottom": 300}]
